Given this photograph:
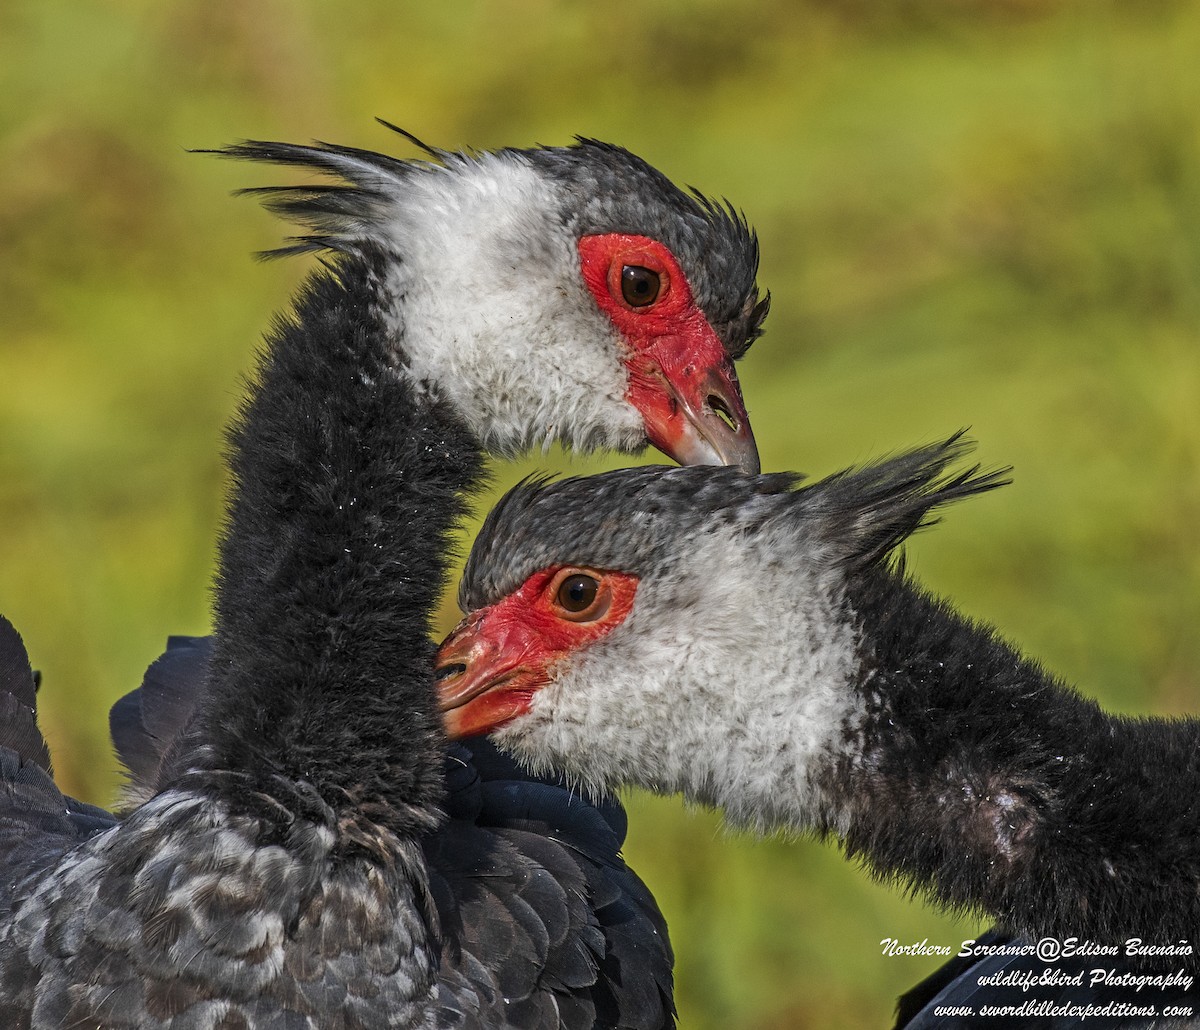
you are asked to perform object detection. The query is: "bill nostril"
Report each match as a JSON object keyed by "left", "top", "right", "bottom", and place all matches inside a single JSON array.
[{"left": 707, "top": 394, "right": 739, "bottom": 433}]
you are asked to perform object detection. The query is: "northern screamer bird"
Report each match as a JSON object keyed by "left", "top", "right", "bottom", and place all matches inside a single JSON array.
[
  {"left": 436, "top": 442, "right": 1200, "bottom": 1027},
  {"left": 0, "top": 127, "right": 768, "bottom": 1028}
]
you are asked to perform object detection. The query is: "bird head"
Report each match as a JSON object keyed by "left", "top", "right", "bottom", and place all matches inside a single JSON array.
[
  {"left": 216, "top": 127, "right": 766, "bottom": 470},
  {"left": 435, "top": 439, "right": 1007, "bottom": 804}
]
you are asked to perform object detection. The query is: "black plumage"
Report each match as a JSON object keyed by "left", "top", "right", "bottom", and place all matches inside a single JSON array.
[
  {"left": 428, "top": 742, "right": 672, "bottom": 1030},
  {"left": 0, "top": 615, "right": 51, "bottom": 773},
  {"left": 0, "top": 134, "right": 702, "bottom": 1019},
  {"left": 0, "top": 617, "right": 114, "bottom": 860},
  {"left": 0, "top": 257, "right": 467, "bottom": 1026},
  {"left": 838, "top": 563, "right": 1200, "bottom": 955},
  {"left": 108, "top": 635, "right": 212, "bottom": 806},
  {"left": 108, "top": 634, "right": 673, "bottom": 1030}
]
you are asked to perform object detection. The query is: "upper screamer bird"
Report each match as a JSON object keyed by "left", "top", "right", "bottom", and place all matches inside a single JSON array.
[{"left": 0, "top": 126, "right": 767, "bottom": 1028}]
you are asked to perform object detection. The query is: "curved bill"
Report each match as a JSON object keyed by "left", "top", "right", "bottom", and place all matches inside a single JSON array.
[
  {"left": 629, "top": 333, "right": 760, "bottom": 474},
  {"left": 435, "top": 612, "right": 534, "bottom": 740},
  {"left": 657, "top": 363, "right": 759, "bottom": 473}
]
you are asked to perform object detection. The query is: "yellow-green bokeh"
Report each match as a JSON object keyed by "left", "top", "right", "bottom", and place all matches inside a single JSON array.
[{"left": 2, "top": 2, "right": 1198, "bottom": 1027}]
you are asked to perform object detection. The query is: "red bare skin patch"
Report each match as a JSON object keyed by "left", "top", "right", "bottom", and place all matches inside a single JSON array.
[
  {"left": 577, "top": 234, "right": 758, "bottom": 472},
  {"left": 436, "top": 565, "right": 639, "bottom": 739},
  {"left": 578, "top": 234, "right": 695, "bottom": 329}
]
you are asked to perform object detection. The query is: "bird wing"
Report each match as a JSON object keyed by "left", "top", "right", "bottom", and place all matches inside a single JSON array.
[
  {"left": 108, "top": 633, "right": 213, "bottom": 807},
  {"left": 110, "top": 638, "right": 675, "bottom": 1030},
  {"left": 430, "top": 737, "right": 674, "bottom": 1030},
  {"left": 0, "top": 615, "right": 118, "bottom": 872},
  {"left": 0, "top": 615, "right": 120, "bottom": 1020}
]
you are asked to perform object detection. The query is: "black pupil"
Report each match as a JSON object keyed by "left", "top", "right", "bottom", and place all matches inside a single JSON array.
[
  {"left": 621, "top": 265, "right": 660, "bottom": 307},
  {"left": 559, "top": 574, "right": 598, "bottom": 612}
]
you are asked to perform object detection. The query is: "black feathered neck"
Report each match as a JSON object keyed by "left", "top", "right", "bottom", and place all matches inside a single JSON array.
[
  {"left": 189, "top": 247, "right": 483, "bottom": 841},
  {"left": 829, "top": 567, "right": 1200, "bottom": 954}
]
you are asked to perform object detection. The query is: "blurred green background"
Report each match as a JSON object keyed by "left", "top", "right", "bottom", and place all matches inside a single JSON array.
[{"left": 2, "top": 1, "right": 1199, "bottom": 1026}]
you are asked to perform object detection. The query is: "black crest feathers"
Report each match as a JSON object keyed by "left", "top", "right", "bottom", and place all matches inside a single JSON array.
[{"left": 803, "top": 432, "right": 1011, "bottom": 571}]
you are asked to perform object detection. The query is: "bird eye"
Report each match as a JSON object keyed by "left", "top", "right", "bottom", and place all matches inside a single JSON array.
[
  {"left": 544, "top": 567, "right": 631, "bottom": 627},
  {"left": 621, "top": 265, "right": 661, "bottom": 307},
  {"left": 549, "top": 570, "right": 612, "bottom": 623},
  {"left": 557, "top": 574, "right": 598, "bottom": 613}
]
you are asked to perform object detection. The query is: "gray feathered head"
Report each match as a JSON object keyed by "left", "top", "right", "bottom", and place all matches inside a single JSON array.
[
  {"left": 211, "top": 127, "right": 767, "bottom": 468},
  {"left": 460, "top": 433, "right": 1006, "bottom": 612}
]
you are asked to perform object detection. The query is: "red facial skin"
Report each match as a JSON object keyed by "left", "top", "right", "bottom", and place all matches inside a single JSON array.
[
  {"left": 577, "top": 234, "right": 759, "bottom": 474},
  {"left": 436, "top": 566, "right": 639, "bottom": 739}
]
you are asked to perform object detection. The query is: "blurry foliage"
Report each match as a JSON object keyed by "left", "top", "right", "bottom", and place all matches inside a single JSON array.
[{"left": 2, "top": 1, "right": 1199, "bottom": 1026}]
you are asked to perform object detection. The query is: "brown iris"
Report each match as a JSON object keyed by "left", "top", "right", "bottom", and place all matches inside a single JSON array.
[
  {"left": 548, "top": 568, "right": 614, "bottom": 623},
  {"left": 557, "top": 573, "right": 598, "bottom": 613},
  {"left": 621, "top": 265, "right": 661, "bottom": 307}
]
